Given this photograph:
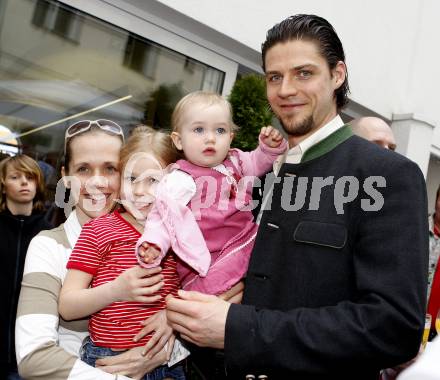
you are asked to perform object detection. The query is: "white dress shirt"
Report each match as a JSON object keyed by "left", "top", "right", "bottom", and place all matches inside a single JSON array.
[{"left": 256, "top": 115, "right": 345, "bottom": 224}]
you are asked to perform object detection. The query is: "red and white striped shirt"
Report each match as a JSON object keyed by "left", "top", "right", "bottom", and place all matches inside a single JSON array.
[{"left": 67, "top": 211, "right": 180, "bottom": 349}]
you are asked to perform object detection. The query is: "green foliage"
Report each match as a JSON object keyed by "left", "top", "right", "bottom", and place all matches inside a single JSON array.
[{"left": 228, "top": 74, "right": 273, "bottom": 151}]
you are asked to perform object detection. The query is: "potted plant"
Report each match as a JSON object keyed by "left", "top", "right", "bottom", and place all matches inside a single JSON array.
[{"left": 228, "top": 74, "right": 273, "bottom": 151}]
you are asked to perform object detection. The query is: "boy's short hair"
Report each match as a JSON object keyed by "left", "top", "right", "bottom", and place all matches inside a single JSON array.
[{"left": 0, "top": 154, "right": 46, "bottom": 212}]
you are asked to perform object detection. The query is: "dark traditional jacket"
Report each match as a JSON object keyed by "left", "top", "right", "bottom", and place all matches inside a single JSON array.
[
  {"left": 0, "top": 207, "right": 52, "bottom": 375},
  {"left": 225, "top": 126, "right": 429, "bottom": 379}
]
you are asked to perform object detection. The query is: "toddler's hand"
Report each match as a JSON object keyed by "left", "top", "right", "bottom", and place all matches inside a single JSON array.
[
  {"left": 138, "top": 242, "right": 161, "bottom": 264},
  {"left": 260, "top": 126, "right": 284, "bottom": 148}
]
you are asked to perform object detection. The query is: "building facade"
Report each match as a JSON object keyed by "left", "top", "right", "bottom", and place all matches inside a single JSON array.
[{"left": 1, "top": 0, "right": 439, "bottom": 209}]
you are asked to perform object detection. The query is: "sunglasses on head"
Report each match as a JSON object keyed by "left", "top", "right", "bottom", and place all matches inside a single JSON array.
[{"left": 64, "top": 119, "right": 124, "bottom": 152}]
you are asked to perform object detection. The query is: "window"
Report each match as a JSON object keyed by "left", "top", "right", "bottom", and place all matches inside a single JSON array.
[
  {"left": 123, "top": 35, "right": 159, "bottom": 79},
  {"left": 184, "top": 57, "right": 197, "bottom": 73},
  {"left": 202, "top": 67, "right": 225, "bottom": 92},
  {"left": 32, "top": 1, "right": 82, "bottom": 42},
  {"left": 1, "top": 0, "right": 226, "bottom": 190}
]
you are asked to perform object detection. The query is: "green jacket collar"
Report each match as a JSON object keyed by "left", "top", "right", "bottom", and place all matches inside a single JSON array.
[{"left": 301, "top": 124, "right": 353, "bottom": 163}]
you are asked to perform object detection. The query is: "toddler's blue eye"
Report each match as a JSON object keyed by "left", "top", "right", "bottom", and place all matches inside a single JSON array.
[
  {"left": 216, "top": 128, "right": 226, "bottom": 134},
  {"left": 194, "top": 127, "right": 204, "bottom": 134}
]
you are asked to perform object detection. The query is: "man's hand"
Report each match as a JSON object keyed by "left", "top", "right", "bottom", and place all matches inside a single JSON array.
[
  {"left": 219, "top": 281, "right": 244, "bottom": 304},
  {"left": 381, "top": 344, "right": 424, "bottom": 380},
  {"left": 110, "top": 266, "right": 163, "bottom": 303},
  {"left": 166, "top": 290, "right": 230, "bottom": 349},
  {"left": 138, "top": 242, "right": 162, "bottom": 264},
  {"left": 260, "top": 126, "right": 284, "bottom": 148},
  {"left": 96, "top": 345, "right": 167, "bottom": 379}
]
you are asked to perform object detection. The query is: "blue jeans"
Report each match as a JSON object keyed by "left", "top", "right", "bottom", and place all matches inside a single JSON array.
[
  {"left": 7, "top": 371, "right": 23, "bottom": 380},
  {"left": 80, "top": 337, "right": 186, "bottom": 380}
]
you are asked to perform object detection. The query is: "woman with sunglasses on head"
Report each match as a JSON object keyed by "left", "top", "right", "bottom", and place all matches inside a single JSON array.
[
  {"left": 0, "top": 154, "right": 52, "bottom": 380},
  {"left": 15, "top": 120, "right": 167, "bottom": 380},
  {"left": 59, "top": 125, "right": 186, "bottom": 379}
]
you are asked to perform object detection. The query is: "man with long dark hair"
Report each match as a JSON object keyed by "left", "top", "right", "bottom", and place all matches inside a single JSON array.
[{"left": 166, "top": 14, "right": 428, "bottom": 379}]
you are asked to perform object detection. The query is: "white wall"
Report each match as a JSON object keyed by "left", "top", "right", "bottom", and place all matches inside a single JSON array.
[
  {"left": 156, "top": 0, "right": 439, "bottom": 126},
  {"left": 156, "top": 0, "right": 440, "bottom": 197}
]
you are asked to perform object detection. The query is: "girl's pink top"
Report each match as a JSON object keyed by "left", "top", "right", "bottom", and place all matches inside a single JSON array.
[{"left": 136, "top": 137, "right": 287, "bottom": 294}]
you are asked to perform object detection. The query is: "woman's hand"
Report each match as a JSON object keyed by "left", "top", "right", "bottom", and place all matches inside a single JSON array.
[
  {"left": 133, "top": 310, "right": 173, "bottom": 358},
  {"left": 110, "top": 266, "right": 164, "bottom": 303},
  {"left": 219, "top": 281, "right": 244, "bottom": 304},
  {"left": 96, "top": 345, "right": 166, "bottom": 379}
]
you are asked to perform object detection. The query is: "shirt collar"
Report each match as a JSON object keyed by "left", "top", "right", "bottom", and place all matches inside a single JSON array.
[
  {"left": 274, "top": 115, "right": 345, "bottom": 174},
  {"left": 64, "top": 210, "right": 82, "bottom": 248}
]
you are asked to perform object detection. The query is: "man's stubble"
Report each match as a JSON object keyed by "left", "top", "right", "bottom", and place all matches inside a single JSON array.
[{"left": 278, "top": 113, "right": 314, "bottom": 138}]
